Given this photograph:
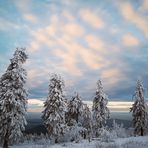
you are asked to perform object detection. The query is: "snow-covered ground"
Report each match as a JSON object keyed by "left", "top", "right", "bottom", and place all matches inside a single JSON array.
[{"left": 2, "top": 135, "right": 148, "bottom": 148}]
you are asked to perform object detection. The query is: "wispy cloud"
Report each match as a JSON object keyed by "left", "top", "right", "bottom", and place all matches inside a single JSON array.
[
  {"left": 62, "top": 10, "right": 75, "bottom": 21},
  {"left": 0, "top": 18, "right": 20, "bottom": 31},
  {"left": 100, "top": 68, "right": 126, "bottom": 90},
  {"left": 80, "top": 9, "right": 104, "bottom": 29},
  {"left": 118, "top": 1, "right": 148, "bottom": 38},
  {"left": 13, "top": 0, "right": 38, "bottom": 23},
  {"left": 122, "top": 33, "right": 140, "bottom": 47},
  {"left": 85, "top": 34, "right": 104, "bottom": 51},
  {"left": 61, "top": 23, "right": 84, "bottom": 37},
  {"left": 140, "top": 0, "right": 148, "bottom": 12},
  {"left": 24, "top": 14, "right": 37, "bottom": 23}
]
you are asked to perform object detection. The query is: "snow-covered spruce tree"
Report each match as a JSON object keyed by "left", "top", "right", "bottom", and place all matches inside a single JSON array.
[
  {"left": 81, "top": 104, "right": 92, "bottom": 140},
  {"left": 42, "top": 74, "right": 67, "bottom": 143},
  {"left": 130, "top": 80, "right": 148, "bottom": 136},
  {"left": 0, "top": 48, "right": 28, "bottom": 148},
  {"left": 66, "top": 93, "right": 83, "bottom": 125},
  {"left": 92, "top": 80, "right": 110, "bottom": 137},
  {"left": 65, "top": 93, "right": 89, "bottom": 142}
]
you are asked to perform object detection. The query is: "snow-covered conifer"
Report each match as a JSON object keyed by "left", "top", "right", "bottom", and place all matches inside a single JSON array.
[
  {"left": 81, "top": 104, "right": 92, "bottom": 140},
  {"left": 81, "top": 104, "right": 92, "bottom": 130},
  {"left": 42, "top": 74, "right": 67, "bottom": 143},
  {"left": 65, "top": 93, "right": 89, "bottom": 141},
  {"left": 0, "top": 48, "right": 28, "bottom": 148},
  {"left": 130, "top": 80, "right": 148, "bottom": 136},
  {"left": 66, "top": 93, "right": 83, "bottom": 125},
  {"left": 92, "top": 80, "right": 109, "bottom": 137}
]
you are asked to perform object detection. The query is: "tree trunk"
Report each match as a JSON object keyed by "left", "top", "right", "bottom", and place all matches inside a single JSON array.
[
  {"left": 3, "top": 131, "right": 9, "bottom": 148},
  {"left": 76, "top": 113, "right": 78, "bottom": 123},
  {"left": 141, "top": 127, "right": 144, "bottom": 136},
  {"left": 55, "top": 138, "right": 58, "bottom": 143}
]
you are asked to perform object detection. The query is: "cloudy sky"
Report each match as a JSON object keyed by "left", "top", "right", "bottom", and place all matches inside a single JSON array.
[{"left": 0, "top": 0, "right": 148, "bottom": 106}]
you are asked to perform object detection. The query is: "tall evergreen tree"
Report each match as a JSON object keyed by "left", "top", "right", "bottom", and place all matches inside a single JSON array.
[
  {"left": 0, "top": 48, "right": 28, "bottom": 148},
  {"left": 92, "top": 80, "right": 109, "bottom": 137},
  {"left": 42, "top": 74, "right": 67, "bottom": 143},
  {"left": 66, "top": 93, "right": 91, "bottom": 141},
  {"left": 81, "top": 104, "right": 92, "bottom": 140},
  {"left": 66, "top": 93, "right": 83, "bottom": 125},
  {"left": 130, "top": 80, "right": 148, "bottom": 136},
  {"left": 81, "top": 104, "right": 92, "bottom": 129}
]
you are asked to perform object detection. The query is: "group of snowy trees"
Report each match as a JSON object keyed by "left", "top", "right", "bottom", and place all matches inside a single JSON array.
[
  {"left": 0, "top": 48, "right": 109, "bottom": 147},
  {"left": 0, "top": 48, "right": 148, "bottom": 147},
  {"left": 42, "top": 74, "right": 110, "bottom": 143}
]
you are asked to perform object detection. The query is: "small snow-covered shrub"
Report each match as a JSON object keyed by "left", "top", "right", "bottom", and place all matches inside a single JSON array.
[
  {"left": 23, "top": 133, "right": 50, "bottom": 145},
  {"left": 126, "top": 128, "right": 134, "bottom": 137},
  {"left": 98, "top": 121, "right": 128, "bottom": 143},
  {"left": 63, "top": 122, "right": 87, "bottom": 143},
  {"left": 100, "top": 128, "right": 115, "bottom": 142},
  {"left": 111, "top": 120, "right": 127, "bottom": 138}
]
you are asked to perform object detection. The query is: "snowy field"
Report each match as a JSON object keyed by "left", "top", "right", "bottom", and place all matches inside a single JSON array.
[{"left": 2, "top": 136, "right": 147, "bottom": 148}]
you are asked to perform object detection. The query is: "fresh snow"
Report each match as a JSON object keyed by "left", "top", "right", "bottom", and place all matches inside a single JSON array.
[
  {"left": 1, "top": 136, "right": 148, "bottom": 148},
  {"left": 115, "top": 136, "right": 148, "bottom": 148}
]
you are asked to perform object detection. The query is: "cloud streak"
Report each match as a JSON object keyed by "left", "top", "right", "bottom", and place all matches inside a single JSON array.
[{"left": 27, "top": 99, "right": 134, "bottom": 113}]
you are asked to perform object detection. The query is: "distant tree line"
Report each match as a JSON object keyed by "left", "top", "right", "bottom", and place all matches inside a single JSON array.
[{"left": 0, "top": 48, "right": 148, "bottom": 148}]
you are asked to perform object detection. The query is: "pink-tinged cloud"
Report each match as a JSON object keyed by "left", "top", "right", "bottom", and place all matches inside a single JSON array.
[
  {"left": 122, "top": 33, "right": 140, "bottom": 47},
  {"left": 80, "top": 9, "right": 104, "bottom": 29},
  {"left": 119, "top": 2, "right": 148, "bottom": 38}
]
